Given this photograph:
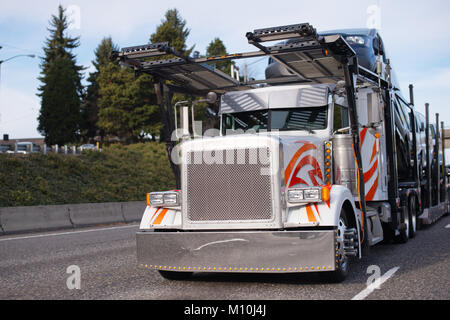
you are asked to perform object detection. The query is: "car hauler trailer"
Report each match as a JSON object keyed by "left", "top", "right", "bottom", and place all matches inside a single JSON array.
[{"left": 116, "top": 23, "right": 448, "bottom": 282}]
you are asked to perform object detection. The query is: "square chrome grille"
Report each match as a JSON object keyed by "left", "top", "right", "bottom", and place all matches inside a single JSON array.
[{"left": 185, "top": 148, "right": 273, "bottom": 222}]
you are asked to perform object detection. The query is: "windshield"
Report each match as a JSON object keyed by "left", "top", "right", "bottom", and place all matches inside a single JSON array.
[
  {"left": 222, "top": 106, "right": 328, "bottom": 134},
  {"left": 271, "top": 107, "right": 328, "bottom": 131}
]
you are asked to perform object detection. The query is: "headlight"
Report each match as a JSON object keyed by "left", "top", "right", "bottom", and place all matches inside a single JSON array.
[
  {"left": 304, "top": 188, "right": 320, "bottom": 200},
  {"left": 147, "top": 191, "right": 180, "bottom": 207},
  {"left": 345, "top": 35, "right": 365, "bottom": 45},
  {"left": 163, "top": 193, "right": 179, "bottom": 205},
  {"left": 287, "top": 187, "right": 322, "bottom": 203},
  {"left": 287, "top": 189, "right": 304, "bottom": 202}
]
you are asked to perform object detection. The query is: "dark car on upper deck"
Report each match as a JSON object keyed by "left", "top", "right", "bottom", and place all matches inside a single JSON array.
[{"left": 266, "top": 28, "right": 394, "bottom": 84}]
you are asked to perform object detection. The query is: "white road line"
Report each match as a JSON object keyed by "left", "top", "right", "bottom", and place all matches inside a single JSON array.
[
  {"left": 0, "top": 224, "right": 139, "bottom": 242},
  {"left": 445, "top": 223, "right": 450, "bottom": 229},
  {"left": 351, "top": 267, "right": 400, "bottom": 300}
]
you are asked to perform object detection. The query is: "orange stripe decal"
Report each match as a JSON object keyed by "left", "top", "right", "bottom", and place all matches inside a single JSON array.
[
  {"left": 360, "top": 128, "right": 368, "bottom": 146},
  {"left": 289, "top": 155, "right": 323, "bottom": 187},
  {"left": 153, "top": 208, "right": 168, "bottom": 225},
  {"left": 370, "top": 140, "right": 377, "bottom": 163},
  {"left": 306, "top": 204, "right": 317, "bottom": 222},
  {"left": 313, "top": 203, "right": 321, "bottom": 219},
  {"left": 150, "top": 208, "right": 160, "bottom": 222},
  {"left": 363, "top": 159, "right": 378, "bottom": 182},
  {"left": 365, "top": 177, "right": 379, "bottom": 201},
  {"left": 284, "top": 143, "right": 317, "bottom": 186}
]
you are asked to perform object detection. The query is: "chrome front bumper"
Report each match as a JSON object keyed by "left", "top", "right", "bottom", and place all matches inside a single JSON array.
[{"left": 136, "top": 229, "right": 338, "bottom": 273}]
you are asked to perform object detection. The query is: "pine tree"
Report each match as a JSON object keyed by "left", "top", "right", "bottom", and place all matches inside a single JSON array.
[
  {"left": 81, "top": 37, "right": 119, "bottom": 141},
  {"left": 38, "top": 55, "right": 82, "bottom": 144},
  {"left": 206, "top": 37, "right": 234, "bottom": 75},
  {"left": 150, "top": 8, "right": 194, "bottom": 56},
  {"left": 37, "top": 5, "right": 84, "bottom": 145}
]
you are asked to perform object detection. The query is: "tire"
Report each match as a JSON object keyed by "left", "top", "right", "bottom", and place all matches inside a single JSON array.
[
  {"left": 394, "top": 204, "right": 409, "bottom": 244},
  {"left": 158, "top": 270, "right": 193, "bottom": 280},
  {"left": 408, "top": 196, "right": 417, "bottom": 238},
  {"left": 322, "top": 210, "right": 351, "bottom": 283}
]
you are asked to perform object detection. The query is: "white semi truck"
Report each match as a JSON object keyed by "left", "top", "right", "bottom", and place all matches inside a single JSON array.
[{"left": 117, "top": 23, "right": 448, "bottom": 282}]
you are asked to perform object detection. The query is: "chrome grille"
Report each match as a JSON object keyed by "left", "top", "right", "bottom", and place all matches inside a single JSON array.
[{"left": 186, "top": 148, "right": 273, "bottom": 222}]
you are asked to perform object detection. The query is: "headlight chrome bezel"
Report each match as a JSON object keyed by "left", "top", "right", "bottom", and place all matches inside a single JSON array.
[
  {"left": 287, "top": 187, "right": 322, "bottom": 204},
  {"left": 147, "top": 191, "right": 181, "bottom": 207}
]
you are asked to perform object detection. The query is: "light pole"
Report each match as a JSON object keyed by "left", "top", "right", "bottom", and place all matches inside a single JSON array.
[
  {"left": 0, "top": 53, "right": 35, "bottom": 134},
  {"left": 0, "top": 53, "right": 36, "bottom": 64},
  {"left": 0, "top": 54, "right": 36, "bottom": 83}
]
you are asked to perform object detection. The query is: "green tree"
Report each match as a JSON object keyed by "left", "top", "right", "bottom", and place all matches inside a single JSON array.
[
  {"left": 81, "top": 37, "right": 119, "bottom": 141},
  {"left": 37, "top": 5, "right": 84, "bottom": 145},
  {"left": 96, "top": 62, "right": 161, "bottom": 142},
  {"left": 38, "top": 55, "right": 83, "bottom": 145},
  {"left": 150, "top": 8, "right": 194, "bottom": 56},
  {"left": 206, "top": 37, "right": 234, "bottom": 75}
]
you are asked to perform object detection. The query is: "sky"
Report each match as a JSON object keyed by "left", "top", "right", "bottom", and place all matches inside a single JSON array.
[{"left": 1, "top": 0, "right": 450, "bottom": 139}]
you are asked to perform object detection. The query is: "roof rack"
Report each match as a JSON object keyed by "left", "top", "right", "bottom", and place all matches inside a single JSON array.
[{"left": 114, "top": 22, "right": 388, "bottom": 94}]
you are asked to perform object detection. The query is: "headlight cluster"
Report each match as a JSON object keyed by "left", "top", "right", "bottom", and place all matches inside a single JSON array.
[
  {"left": 345, "top": 35, "right": 365, "bottom": 45},
  {"left": 287, "top": 187, "right": 322, "bottom": 203},
  {"left": 147, "top": 191, "right": 180, "bottom": 207}
]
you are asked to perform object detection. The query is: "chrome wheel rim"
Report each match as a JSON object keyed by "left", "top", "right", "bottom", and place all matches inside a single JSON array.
[{"left": 336, "top": 217, "right": 348, "bottom": 271}]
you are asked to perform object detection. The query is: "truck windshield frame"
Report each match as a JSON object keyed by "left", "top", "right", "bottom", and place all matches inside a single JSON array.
[{"left": 222, "top": 106, "right": 328, "bottom": 134}]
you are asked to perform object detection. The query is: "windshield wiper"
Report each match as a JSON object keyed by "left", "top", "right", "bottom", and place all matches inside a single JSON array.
[{"left": 297, "top": 126, "right": 316, "bottom": 134}]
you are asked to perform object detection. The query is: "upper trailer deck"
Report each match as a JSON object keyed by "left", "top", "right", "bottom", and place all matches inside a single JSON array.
[{"left": 115, "top": 23, "right": 389, "bottom": 96}]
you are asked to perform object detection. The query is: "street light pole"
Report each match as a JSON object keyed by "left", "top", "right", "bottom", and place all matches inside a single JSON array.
[
  {"left": 0, "top": 53, "right": 35, "bottom": 132},
  {"left": 0, "top": 54, "right": 36, "bottom": 65},
  {"left": 0, "top": 54, "right": 36, "bottom": 83}
]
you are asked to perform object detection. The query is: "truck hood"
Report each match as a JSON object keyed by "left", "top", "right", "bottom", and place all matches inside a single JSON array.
[{"left": 180, "top": 133, "right": 328, "bottom": 190}]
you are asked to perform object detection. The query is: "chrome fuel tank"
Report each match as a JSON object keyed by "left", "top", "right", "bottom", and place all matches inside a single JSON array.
[{"left": 332, "top": 134, "right": 357, "bottom": 196}]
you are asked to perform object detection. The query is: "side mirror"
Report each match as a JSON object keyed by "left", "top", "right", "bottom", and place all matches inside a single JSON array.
[
  {"left": 191, "top": 92, "right": 219, "bottom": 138},
  {"left": 205, "top": 92, "right": 218, "bottom": 104},
  {"left": 373, "top": 37, "right": 384, "bottom": 56},
  {"left": 373, "top": 38, "right": 379, "bottom": 55}
]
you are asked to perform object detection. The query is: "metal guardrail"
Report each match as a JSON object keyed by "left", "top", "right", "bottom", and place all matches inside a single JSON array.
[{"left": 0, "top": 143, "right": 102, "bottom": 155}]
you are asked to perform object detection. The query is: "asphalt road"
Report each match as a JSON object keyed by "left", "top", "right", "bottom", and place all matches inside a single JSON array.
[{"left": 0, "top": 215, "right": 448, "bottom": 300}]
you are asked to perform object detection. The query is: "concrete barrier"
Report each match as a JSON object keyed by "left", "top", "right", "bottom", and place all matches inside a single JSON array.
[
  {"left": 122, "top": 201, "right": 146, "bottom": 223},
  {"left": 0, "top": 204, "right": 72, "bottom": 234},
  {"left": 0, "top": 201, "right": 146, "bottom": 235},
  {"left": 0, "top": 211, "right": 4, "bottom": 235},
  {"left": 69, "top": 202, "right": 125, "bottom": 227}
]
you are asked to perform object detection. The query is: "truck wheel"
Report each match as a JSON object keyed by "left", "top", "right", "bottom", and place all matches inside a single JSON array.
[
  {"left": 322, "top": 211, "right": 350, "bottom": 283},
  {"left": 158, "top": 270, "right": 193, "bottom": 280},
  {"left": 408, "top": 196, "right": 417, "bottom": 238},
  {"left": 395, "top": 205, "right": 409, "bottom": 244}
]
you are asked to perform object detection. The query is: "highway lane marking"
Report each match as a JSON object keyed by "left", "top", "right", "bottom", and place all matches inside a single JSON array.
[
  {"left": 351, "top": 266, "right": 400, "bottom": 300},
  {"left": 445, "top": 223, "right": 450, "bottom": 229},
  {"left": 0, "top": 224, "right": 139, "bottom": 242}
]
